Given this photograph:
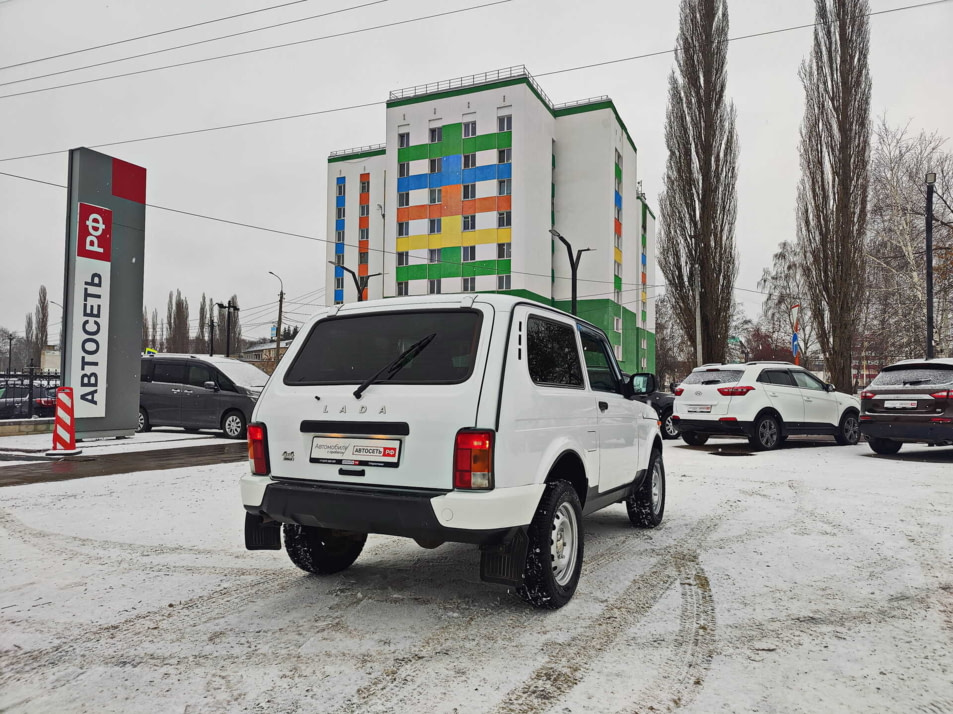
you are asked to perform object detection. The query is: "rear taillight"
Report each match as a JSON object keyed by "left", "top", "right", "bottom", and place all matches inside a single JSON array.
[
  {"left": 931, "top": 417, "right": 952, "bottom": 423},
  {"left": 247, "top": 423, "right": 270, "bottom": 476},
  {"left": 674, "top": 387, "right": 684, "bottom": 396},
  {"left": 860, "top": 415, "right": 873, "bottom": 421},
  {"left": 453, "top": 429, "right": 494, "bottom": 490},
  {"left": 717, "top": 385, "right": 755, "bottom": 397},
  {"left": 929, "top": 390, "right": 953, "bottom": 400},
  {"left": 860, "top": 391, "right": 876, "bottom": 400}
]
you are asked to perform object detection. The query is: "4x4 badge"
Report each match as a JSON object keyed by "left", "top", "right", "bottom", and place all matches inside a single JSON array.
[{"left": 282, "top": 451, "right": 295, "bottom": 461}]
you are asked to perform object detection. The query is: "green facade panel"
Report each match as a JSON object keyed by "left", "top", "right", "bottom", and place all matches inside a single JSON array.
[
  {"left": 497, "top": 131, "right": 512, "bottom": 149},
  {"left": 497, "top": 259, "right": 511, "bottom": 275},
  {"left": 430, "top": 261, "right": 463, "bottom": 279},
  {"left": 398, "top": 144, "right": 429, "bottom": 163},
  {"left": 614, "top": 275, "right": 622, "bottom": 291},
  {"left": 396, "top": 264, "right": 428, "bottom": 282},
  {"left": 463, "top": 260, "right": 498, "bottom": 277},
  {"left": 328, "top": 148, "right": 385, "bottom": 164},
  {"left": 614, "top": 163, "right": 622, "bottom": 181},
  {"left": 440, "top": 122, "right": 462, "bottom": 155},
  {"left": 462, "top": 133, "right": 497, "bottom": 153}
]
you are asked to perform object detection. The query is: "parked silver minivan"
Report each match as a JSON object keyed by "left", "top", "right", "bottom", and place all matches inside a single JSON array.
[{"left": 138, "top": 354, "right": 269, "bottom": 438}]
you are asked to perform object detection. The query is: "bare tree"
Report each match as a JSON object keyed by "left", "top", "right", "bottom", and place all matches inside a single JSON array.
[
  {"left": 653, "top": 292, "right": 694, "bottom": 386},
  {"left": 757, "top": 241, "right": 816, "bottom": 363},
  {"left": 24, "top": 314, "right": 36, "bottom": 367},
  {"left": 658, "top": 0, "right": 739, "bottom": 365},
  {"left": 796, "top": 0, "right": 871, "bottom": 389},
  {"left": 142, "top": 306, "right": 150, "bottom": 352},
  {"left": 150, "top": 308, "right": 159, "bottom": 351}
]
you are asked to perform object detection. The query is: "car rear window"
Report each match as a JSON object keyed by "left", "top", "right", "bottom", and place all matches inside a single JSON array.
[
  {"left": 284, "top": 310, "right": 483, "bottom": 385},
  {"left": 681, "top": 369, "right": 744, "bottom": 386},
  {"left": 869, "top": 364, "right": 953, "bottom": 387}
]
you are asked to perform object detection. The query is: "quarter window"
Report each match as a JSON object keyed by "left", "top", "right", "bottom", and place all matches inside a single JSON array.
[
  {"left": 498, "top": 148, "right": 511, "bottom": 164},
  {"left": 429, "top": 127, "right": 442, "bottom": 143},
  {"left": 463, "top": 214, "right": 476, "bottom": 231},
  {"left": 579, "top": 330, "right": 621, "bottom": 394},
  {"left": 399, "top": 162, "right": 410, "bottom": 178},
  {"left": 398, "top": 132, "right": 410, "bottom": 148},
  {"left": 428, "top": 218, "right": 442, "bottom": 234},
  {"left": 526, "top": 317, "right": 583, "bottom": 387},
  {"left": 429, "top": 157, "right": 442, "bottom": 174},
  {"left": 398, "top": 191, "right": 410, "bottom": 207},
  {"left": 463, "top": 121, "right": 477, "bottom": 137}
]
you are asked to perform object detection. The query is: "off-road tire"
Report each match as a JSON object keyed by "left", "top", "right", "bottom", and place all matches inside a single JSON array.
[
  {"left": 626, "top": 447, "right": 665, "bottom": 528},
  {"left": 835, "top": 411, "right": 861, "bottom": 446},
  {"left": 221, "top": 410, "right": 247, "bottom": 439},
  {"left": 283, "top": 524, "right": 367, "bottom": 574},
  {"left": 661, "top": 409, "right": 679, "bottom": 440},
  {"left": 682, "top": 432, "right": 709, "bottom": 446},
  {"left": 868, "top": 437, "right": 902, "bottom": 455},
  {"left": 136, "top": 407, "right": 151, "bottom": 433},
  {"left": 516, "top": 480, "right": 584, "bottom": 610},
  {"left": 749, "top": 413, "right": 781, "bottom": 451}
]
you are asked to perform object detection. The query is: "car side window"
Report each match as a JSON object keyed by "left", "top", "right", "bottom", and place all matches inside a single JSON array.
[
  {"left": 579, "top": 329, "right": 621, "bottom": 394},
  {"left": 759, "top": 369, "right": 796, "bottom": 387},
  {"left": 187, "top": 364, "right": 213, "bottom": 388},
  {"left": 153, "top": 362, "right": 187, "bottom": 384},
  {"left": 792, "top": 371, "right": 825, "bottom": 391},
  {"left": 526, "top": 316, "right": 584, "bottom": 387},
  {"left": 140, "top": 359, "right": 154, "bottom": 382}
]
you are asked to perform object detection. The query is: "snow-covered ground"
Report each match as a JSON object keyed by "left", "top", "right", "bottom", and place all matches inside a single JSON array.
[
  {"left": 0, "top": 438, "right": 950, "bottom": 713},
  {"left": 0, "top": 428, "right": 225, "bottom": 464}
]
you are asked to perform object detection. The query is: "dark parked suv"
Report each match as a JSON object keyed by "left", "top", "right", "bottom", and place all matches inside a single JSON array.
[
  {"left": 138, "top": 354, "right": 269, "bottom": 439},
  {"left": 860, "top": 358, "right": 953, "bottom": 454}
]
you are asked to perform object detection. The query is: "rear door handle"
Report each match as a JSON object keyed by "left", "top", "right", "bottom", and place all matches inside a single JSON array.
[
  {"left": 171, "top": 389, "right": 181, "bottom": 393},
  {"left": 598, "top": 401, "right": 609, "bottom": 412},
  {"left": 804, "top": 397, "right": 813, "bottom": 402},
  {"left": 183, "top": 390, "right": 193, "bottom": 394}
]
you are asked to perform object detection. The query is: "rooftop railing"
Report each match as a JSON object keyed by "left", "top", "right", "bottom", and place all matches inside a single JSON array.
[
  {"left": 328, "top": 143, "right": 386, "bottom": 158},
  {"left": 553, "top": 95, "right": 611, "bottom": 110},
  {"left": 387, "top": 65, "right": 554, "bottom": 108}
]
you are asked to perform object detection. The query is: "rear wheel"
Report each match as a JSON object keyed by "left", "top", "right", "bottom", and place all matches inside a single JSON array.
[
  {"left": 136, "top": 407, "right": 151, "bottom": 433},
  {"left": 750, "top": 413, "right": 782, "bottom": 451},
  {"left": 221, "top": 410, "right": 247, "bottom": 439},
  {"left": 517, "top": 480, "right": 583, "bottom": 610},
  {"left": 835, "top": 411, "right": 861, "bottom": 445},
  {"left": 868, "top": 437, "right": 902, "bottom": 455},
  {"left": 682, "top": 432, "right": 709, "bottom": 446},
  {"left": 661, "top": 409, "right": 679, "bottom": 440},
  {"left": 627, "top": 448, "right": 665, "bottom": 528},
  {"left": 283, "top": 524, "right": 366, "bottom": 574}
]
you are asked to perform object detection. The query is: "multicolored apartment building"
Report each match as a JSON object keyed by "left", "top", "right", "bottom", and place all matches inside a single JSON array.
[{"left": 326, "top": 66, "right": 656, "bottom": 371}]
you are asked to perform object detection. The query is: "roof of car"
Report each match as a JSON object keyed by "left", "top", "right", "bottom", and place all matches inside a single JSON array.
[
  {"left": 142, "top": 353, "right": 246, "bottom": 365},
  {"left": 886, "top": 357, "right": 953, "bottom": 368},
  {"left": 690, "top": 361, "right": 800, "bottom": 371}
]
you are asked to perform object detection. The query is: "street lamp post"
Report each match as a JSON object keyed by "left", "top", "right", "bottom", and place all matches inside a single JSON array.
[
  {"left": 329, "top": 262, "right": 382, "bottom": 303},
  {"left": 268, "top": 271, "right": 284, "bottom": 364},
  {"left": 925, "top": 172, "right": 936, "bottom": 359},
  {"left": 549, "top": 228, "right": 592, "bottom": 316},
  {"left": 5, "top": 333, "right": 14, "bottom": 375},
  {"left": 215, "top": 301, "right": 240, "bottom": 358}
]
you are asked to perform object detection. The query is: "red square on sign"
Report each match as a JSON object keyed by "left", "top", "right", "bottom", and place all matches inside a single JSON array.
[
  {"left": 112, "top": 158, "right": 147, "bottom": 204},
  {"left": 383, "top": 448, "right": 397, "bottom": 458},
  {"left": 77, "top": 203, "right": 112, "bottom": 262}
]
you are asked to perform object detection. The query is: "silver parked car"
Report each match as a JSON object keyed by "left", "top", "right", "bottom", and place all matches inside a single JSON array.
[{"left": 138, "top": 354, "right": 269, "bottom": 438}]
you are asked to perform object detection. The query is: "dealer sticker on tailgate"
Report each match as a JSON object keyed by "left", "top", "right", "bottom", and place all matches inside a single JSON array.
[{"left": 310, "top": 437, "right": 401, "bottom": 468}]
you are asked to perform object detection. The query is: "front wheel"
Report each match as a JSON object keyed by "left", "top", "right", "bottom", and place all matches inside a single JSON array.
[
  {"left": 627, "top": 448, "right": 665, "bottom": 528},
  {"left": 516, "top": 481, "right": 583, "bottom": 610},
  {"left": 749, "top": 414, "right": 781, "bottom": 451},
  {"left": 868, "top": 437, "right": 902, "bottom": 455},
  {"left": 136, "top": 407, "right": 151, "bottom": 433},
  {"left": 661, "top": 409, "right": 679, "bottom": 440},
  {"left": 283, "top": 524, "right": 366, "bottom": 574},
  {"left": 221, "top": 410, "right": 247, "bottom": 439},
  {"left": 682, "top": 432, "right": 709, "bottom": 446},
  {"left": 835, "top": 411, "right": 860, "bottom": 445}
]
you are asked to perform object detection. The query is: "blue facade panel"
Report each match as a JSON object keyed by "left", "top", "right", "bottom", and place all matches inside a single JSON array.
[
  {"left": 398, "top": 174, "right": 429, "bottom": 192},
  {"left": 335, "top": 242, "right": 345, "bottom": 255},
  {"left": 336, "top": 177, "right": 346, "bottom": 185},
  {"left": 335, "top": 195, "right": 346, "bottom": 208},
  {"left": 335, "top": 219, "right": 345, "bottom": 231},
  {"left": 335, "top": 266, "right": 344, "bottom": 278},
  {"left": 641, "top": 253, "right": 647, "bottom": 265},
  {"left": 497, "top": 162, "right": 512, "bottom": 180},
  {"left": 614, "top": 191, "right": 622, "bottom": 209},
  {"left": 463, "top": 165, "right": 498, "bottom": 184},
  {"left": 334, "top": 289, "right": 344, "bottom": 302}
]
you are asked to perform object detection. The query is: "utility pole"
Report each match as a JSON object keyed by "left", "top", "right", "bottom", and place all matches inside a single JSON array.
[
  {"left": 925, "top": 172, "right": 936, "bottom": 359},
  {"left": 216, "top": 301, "right": 240, "bottom": 358},
  {"left": 268, "top": 271, "right": 284, "bottom": 364},
  {"left": 6, "top": 333, "right": 13, "bottom": 375},
  {"left": 549, "top": 228, "right": 592, "bottom": 316},
  {"left": 329, "top": 262, "right": 381, "bottom": 303},
  {"left": 694, "top": 264, "right": 703, "bottom": 366},
  {"left": 208, "top": 314, "right": 215, "bottom": 357}
]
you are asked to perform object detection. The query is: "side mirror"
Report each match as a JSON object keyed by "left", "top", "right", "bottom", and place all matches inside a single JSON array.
[
  {"left": 630, "top": 372, "right": 657, "bottom": 396},
  {"left": 204, "top": 381, "right": 220, "bottom": 391},
  {"left": 825, "top": 383, "right": 836, "bottom": 393}
]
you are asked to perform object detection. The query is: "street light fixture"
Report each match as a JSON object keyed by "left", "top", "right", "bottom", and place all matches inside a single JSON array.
[
  {"left": 215, "top": 300, "right": 240, "bottom": 358},
  {"left": 268, "top": 271, "right": 284, "bottom": 364},
  {"left": 328, "top": 261, "right": 382, "bottom": 303},
  {"left": 925, "top": 172, "right": 936, "bottom": 358},
  {"left": 549, "top": 228, "right": 592, "bottom": 316}
]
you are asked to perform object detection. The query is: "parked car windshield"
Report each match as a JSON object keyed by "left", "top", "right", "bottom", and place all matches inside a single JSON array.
[
  {"left": 869, "top": 364, "right": 953, "bottom": 387},
  {"left": 217, "top": 360, "right": 270, "bottom": 389},
  {"left": 681, "top": 369, "right": 744, "bottom": 386},
  {"left": 284, "top": 310, "right": 482, "bottom": 385}
]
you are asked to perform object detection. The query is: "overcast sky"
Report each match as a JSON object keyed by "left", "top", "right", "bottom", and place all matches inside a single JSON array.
[{"left": 1, "top": 0, "right": 951, "bottom": 343}]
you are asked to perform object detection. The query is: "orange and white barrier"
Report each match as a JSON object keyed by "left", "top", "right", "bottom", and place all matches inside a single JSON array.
[{"left": 46, "top": 386, "right": 83, "bottom": 456}]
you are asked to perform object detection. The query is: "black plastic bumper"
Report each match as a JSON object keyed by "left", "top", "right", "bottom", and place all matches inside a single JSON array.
[
  {"left": 674, "top": 418, "right": 755, "bottom": 438},
  {"left": 860, "top": 420, "right": 953, "bottom": 444},
  {"left": 245, "top": 479, "right": 516, "bottom": 545}
]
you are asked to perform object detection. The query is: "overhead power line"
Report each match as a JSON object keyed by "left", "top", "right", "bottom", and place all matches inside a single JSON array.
[
  {"left": 0, "top": 0, "right": 512, "bottom": 101},
  {"left": 0, "top": 0, "right": 388, "bottom": 90},
  {"left": 0, "top": 0, "right": 946, "bottom": 164}
]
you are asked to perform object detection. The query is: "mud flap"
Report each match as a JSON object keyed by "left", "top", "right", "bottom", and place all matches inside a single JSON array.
[
  {"left": 245, "top": 513, "right": 281, "bottom": 550},
  {"left": 480, "top": 528, "right": 528, "bottom": 586}
]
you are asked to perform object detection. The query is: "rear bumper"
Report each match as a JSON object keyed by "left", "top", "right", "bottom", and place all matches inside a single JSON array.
[
  {"left": 674, "top": 417, "right": 755, "bottom": 438},
  {"left": 860, "top": 420, "right": 953, "bottom": 444},
  {"left": 241, "top": 475, "right": 543, "bottom": 545}
]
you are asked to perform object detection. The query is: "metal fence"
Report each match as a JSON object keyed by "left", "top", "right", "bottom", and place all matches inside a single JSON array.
[{"left": 0, "top": 369, "right": 60, "bottom": 420}]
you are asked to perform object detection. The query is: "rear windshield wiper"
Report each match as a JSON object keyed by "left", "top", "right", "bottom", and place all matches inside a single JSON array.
[
  {"left": 700, "top": 380, "right": 722, "bottom": 385},
  {"left": 902, "top": 379, "right": 931, "bottom": 386},
  {"left": 353, "top": 333, "right": 437, "bottom": 400}
]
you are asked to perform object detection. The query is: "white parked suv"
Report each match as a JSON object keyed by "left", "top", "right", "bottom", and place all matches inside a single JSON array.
[
  {"left": 672, "top": 362, "right": 861, "bottom": 450},
  {"left": 242, "top": 294, "right": 664, "bottom": 609}
]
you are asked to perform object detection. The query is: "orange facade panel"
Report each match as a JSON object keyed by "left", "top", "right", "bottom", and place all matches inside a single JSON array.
[
  {"left": 359, "top": 240, "right": 369, "bottom": 252},
  {"left": 359, "top": 216, "right": 369, "bottom": 229},
  {"left": 462, "top": 197, "right": 498, "bottom": 215},
  {"left": 441, "top": 183, "right": 462, "bottom": 217},
  {"left": 359, "top": 192, "right": 370, "bottom": 205},
  {"left": 358, "top": 264, "right": 368, "bottom": 277},
  {"left": 614, "top": 219, "right": 622, "bottom": 236},
  {"left": 359, "top": 173, "right": 370, "bottom": 181},
  {"left": 429, "top": 203, "right": 443, "bottom": 219},
  {"left": 497, "top": 194, "right": 511, "bottom": 212},
  {"left": 397, "top": 205, "right": 429, "bottom": 222}
]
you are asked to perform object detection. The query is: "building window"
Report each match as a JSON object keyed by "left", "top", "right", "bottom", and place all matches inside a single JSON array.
[
  {"left": 335, "top": 277, "right": 344, "bottom": 290},
  {"left": 360, "top": 180, "right": 370, "bottom": 193},
  {"left": 615, "top": 205, "right": 622, "bottom": 221},
  {"left": 462, "top": 245, "right": 476, "bottom": 262},
  {"left": 497, "top": 274, "right": 511, "bottom": 290},
  {"left": 614, "top": 344, "right": 623, "bottom": 361},
  {"left": 615, "top": 289, "right": 622, "bottom": 303},
  {"left": 428, "top": 218, "right": 442, "bottom": 234},
  {"left": 463, "top": 153, "right": 477, "bottom": 169},
  {"left": 614, "top": 233, "right": 622, "bottom": 250},
  {"left": 428, "top": 248, "right": 440, "bottom": 263},
  {"left": 615, "top": 149, "right": 622, "bottom": 167},
  {"left": 397, "top": 251, "right": 409, "bottom": 266},
  {"left": 498, "top": 179, "right": 511, "bottom": 195},
  {"left": 463, "top": 183, "right": 476, "bottom": 200},
  {"left": 498, "top": 115, "right": 512, "bottom": 132},
  {"left": 497, "top": 242, "right": 511, "bottom": 259},
  {"left": 429, "top": 127, "right": 442, "bottom": 143},
  {"left": 336, "top": 183, "right": 345, "bottom": 196},
  {"left": 359, "top": 228, "right": 369, "bottom": 241},
  {"left": 398, "top": 132, "right": 410, "bottom": 148},
  {"left": 397, "top": 281, "right": 409, "bottom": 296},
  {"left": 334, "top": 254, "right": 344, "bottom": 266},
  {"left": 359, "top": 204, "right": 369, "bottom": 217},
  {"left": 336, "top": 206, "right": 345, "bottom": 220},
  {"left": 615, "top": 176, "right": 622, "bottom": 194},
  {"left": 398, "top": 191, "right": 410, "bottom": 207},
  {"left": 463, "top": 276, "right": 476, "bottom": 292},
  {"left": 463, "top": 121, "right": 477, "bottom": 138},
  {"left": 429, "top": 157, "right": 442, "bottom": 174},
  {"left": 463, "top": 214, "right": 476, "bottom": 232},
  {"left": 334, "top": 298, "right": 344, "bottom": 306},
  {"left": 498, "top": 148, "right": 511, "bottom": 164},
  {"left": 428, "top": 279, "right": 441, "bottom": 294},
  {"left": 614, "top": 261, "right": 622, "bottom": 277},
  {"left": 359, "top": 252, "right": 369, "bottom": 265},
  {"left": 429, "top": 188, "right": 442, "bottom": 204},
  {"left": 613, "top": 317, "right": 622, "bottom": 332},
  {"left": 399, "top": 162, "right": 410, "bottom": 178},
  {"left": 335, "top": 230, "right": 345, "bottom": 243},
  {"left": 497, "top": 211, "right": 511, "bottom": 228},
  {"left": 397, "top": 221, "right": 409, "bottom": 237}
]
